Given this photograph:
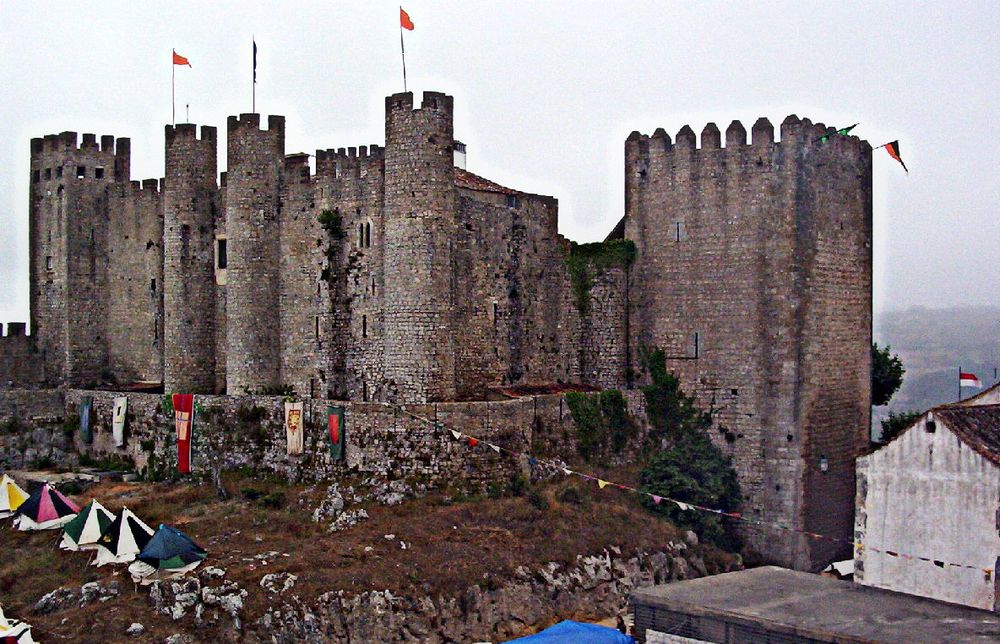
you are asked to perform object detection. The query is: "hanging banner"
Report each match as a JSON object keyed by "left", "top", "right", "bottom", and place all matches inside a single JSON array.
[
  {"left": 80, "top": 396, "right": 93, "bottom": 444},
  {"left": 112, "top": 396, "right": 128, "bottom": 448},
  {"left": 173, "top": 394, "right": 194, "bottom": 474},
  {"left": 327, "top": 405, "right": 345, "bottom": 461},
  {"left": 285, "top": 401, "right": 305, "bottom": 455}
]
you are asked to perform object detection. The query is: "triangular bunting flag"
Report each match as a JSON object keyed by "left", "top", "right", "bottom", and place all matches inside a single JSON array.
[
  {"left": 597, "top": 479, "right": 609, "bottom": 489},
  {"left": 817, "top": 123, "right": 858, "bottom": 143},
  {"left": 675, "top": 501, "right": 691, "bottom": 511},
  {"left": 562, "top": 468, "right": 572, "bottom": 476},
  {"left": 450, "top": 430, "right": 462, "bottom": 440},
  {"left": 488, "top": 443, "right": 501, "bottom": 454},
  {"left": 467, "top": 437, "right": 479, "bottom": 448},
  {"left": 884, "top": 140, "right": 908, "bottom": 173},
  {"left": 651, "top": 495, "right": 663, "bottom": 505}
]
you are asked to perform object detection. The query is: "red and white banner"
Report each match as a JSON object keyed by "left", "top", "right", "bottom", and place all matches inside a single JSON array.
[
  {"left": 960, "top": 372, "right": 982, "bottom": 388},
  {"left": 285, "top": 401, "right": 304, "bottom": 455},
  {"left": 173, "top": 394, "right": 194, "bottom": 473}
]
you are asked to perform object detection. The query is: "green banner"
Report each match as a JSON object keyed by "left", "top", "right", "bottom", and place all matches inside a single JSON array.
[{"left": 327, "top": 405, "right": 345, "bottom": 461}]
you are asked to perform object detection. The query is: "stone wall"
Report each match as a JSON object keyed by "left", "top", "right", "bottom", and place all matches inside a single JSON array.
[
  {"left": 623, "top": 117, "right": 871, "bottom": 570},
  {"left": 107, "top": 179, "right": 164, "bottom": 385},
  {"left": 0, "top": 324, "right": 42, "bottom": 389}
]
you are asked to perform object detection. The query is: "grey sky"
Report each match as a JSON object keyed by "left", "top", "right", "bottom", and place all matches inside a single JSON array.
[{"left": 1, "top": 1, "right": 998, "bottom": 327}]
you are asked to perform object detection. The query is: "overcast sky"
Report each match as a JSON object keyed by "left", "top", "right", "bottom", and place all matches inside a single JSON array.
[{"left": 1, "top": 1, "right": 998, "bottom": 327}]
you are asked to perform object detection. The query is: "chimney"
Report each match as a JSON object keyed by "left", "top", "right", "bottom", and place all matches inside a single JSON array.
[{"left": 453, "top": 140, "right": 467, "bottom": 170}]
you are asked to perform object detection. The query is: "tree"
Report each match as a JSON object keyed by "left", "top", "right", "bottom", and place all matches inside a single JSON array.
[
  {"left": 878, "top": 409, "right": 922, "bottom": 444},
  {"left": 872, "top": 342, "right": 905, "bottom": 406},
  {"left": 639, "top": 431, "right": 742, "bottom": 550}
]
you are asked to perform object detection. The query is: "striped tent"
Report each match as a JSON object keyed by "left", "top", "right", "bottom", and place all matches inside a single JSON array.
[
  {"left": 0, "top": 475, "right": 28, "bottom": 519},
  {"left": 0, "top": 605, "right": 36, "bottom": 644},
  {"left": 60, "top": 499, "right": 114, "bottom": 551},
  {"left": 93, "top": 506, "right": 154, "bottom": 567},
  {"left": 14, "top": 483, "right": 80, "bottom": 531}
]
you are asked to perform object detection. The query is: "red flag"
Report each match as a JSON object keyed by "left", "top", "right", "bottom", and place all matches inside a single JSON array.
[
  {"left": 400, "top": 7, "right": 414, "bottom": 30},
  {"left": 467, "top": 437, "right": 479, "bottom": 448},
  {"left": 173, "top": 394, "right": 194, "bottom": 473},
  {"left": 960, "top": 372, "right": 982, "bottom": 388},
  {"left": 173, "top": 50, "right": 192, "bottom": 67}
]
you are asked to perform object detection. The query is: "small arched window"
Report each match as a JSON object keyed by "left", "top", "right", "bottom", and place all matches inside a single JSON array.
[
  {"left": 364, "top": 222, "right": 372, "bottom": 248},
  {"left": 358, "top": 222, "right": 364, "bottom": 248},
  {"left": 362, "top": 314, "right": 368, "bottom": 338}
]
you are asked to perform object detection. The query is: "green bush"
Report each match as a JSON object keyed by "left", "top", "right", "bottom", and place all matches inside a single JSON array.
[
  {"left": 566, "top": 389, "right": 637, "bottom": 463},
  {"left": 318, "top": 209, "right": 345, "bottom": 239},
  {"left": 261, "top": 491, "right": 286, "bottom": 509},
  {"left": 527, "top": 488, "right": 548, "bottom": 511},
  {"left": 639, "top": 429, "right": 742, "bottom": 550},
  {"left": 639, "top": 346, "right": 712, "bottom": 444}
]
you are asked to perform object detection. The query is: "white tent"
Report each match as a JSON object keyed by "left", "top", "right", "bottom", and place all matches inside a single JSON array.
[
  {"left": 93, "top": 506, "right": 154, "bottom": 567},
  {"left": 0, "top": 474, "right": 28, "bottom": 519},
  {"left": 0, "top": 605, "right": 37, "bottom": 644},
  {"left": 60, "top": 499, "right": 115, "bottom": 551}
]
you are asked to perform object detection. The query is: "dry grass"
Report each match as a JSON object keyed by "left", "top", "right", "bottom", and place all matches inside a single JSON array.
[{"left": 0, "top": 469, "right": 738, "bottom": 642}]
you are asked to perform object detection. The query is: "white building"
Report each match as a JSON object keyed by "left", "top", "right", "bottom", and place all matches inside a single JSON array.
[{"left": 854, "top": 384, "right": 1000, "bottom": 611}]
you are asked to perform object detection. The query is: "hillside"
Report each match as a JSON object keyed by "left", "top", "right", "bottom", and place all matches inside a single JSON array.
[
  {"left": 875, "top": 305, "right": 1000, "bottom": 414},
  {"left": 0, "top": 470, "right": 739, "bottom": 642}
]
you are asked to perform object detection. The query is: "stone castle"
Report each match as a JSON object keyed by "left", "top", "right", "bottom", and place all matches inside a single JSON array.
[{"left": 0, "top": 90, "right": 872, "bottom": 569}]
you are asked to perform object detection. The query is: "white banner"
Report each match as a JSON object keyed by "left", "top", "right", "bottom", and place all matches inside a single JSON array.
[
  {"left": 112, "top": 396, "right": 128, "bottom": 448},
  {"left": 285, "top": 401, "right": 305, "bottom": 455}
]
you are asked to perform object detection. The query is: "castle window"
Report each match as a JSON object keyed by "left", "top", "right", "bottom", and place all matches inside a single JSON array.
[
  {"left": 56, "top": 167, "right": 63, "bottom": 178},
  {"left": 492, "top": 301, "right": 499, "bottom": 325},
  {"left": 76, "top": 166, "right": 86, "bottom": 179},
  {"left": 32, "top": 170, "right": 40, "bottom": 183},
  {"left": 506, "top": 195, "right": 518, "bottom": 208},
  {"left": 693, "top": 331, "right": 700, "bottom": 358},
  {"left": 44, "top": 168, "right": 51, "bottom": 180},
  {"left": 675, "top": 221, "right": 687, "bottom": 242},
  {"left": 315, "top": 315, "right": 319, "bottom": 338},
  {"left": 94, "top": 167, "right": 105, "bottom": 179},
  {"left": 364, "top": 222, "right": 372, "bottom": 248},
  {"left": 46, "top": 256, "right": 52, "bottom": 270},
  {"left": 358, "top": 223, "right": 364, "bottom": 248},
  {"left": 362, "top": 314, "right": 368, "bottom": 338},
  {"left": 153, "top": 319, "right": 158, "bottom": 346},
  {"left": 150, "top": 278, "right": 156, "bottom": 293},
  {"left": 371, "top": 275, "right": 376, "bottom": 295},
  {"left": 216, "top": 238, "right": 227, "bottom": 269}
]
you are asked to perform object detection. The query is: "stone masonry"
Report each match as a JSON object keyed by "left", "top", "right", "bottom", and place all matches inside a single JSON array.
[{"left": 0, "top": 90, "right": 873, "bottom": 571}]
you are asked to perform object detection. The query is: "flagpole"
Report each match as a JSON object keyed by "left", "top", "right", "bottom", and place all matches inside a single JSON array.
[
  {"left": 172, "top": 49, "right": 176, "bottom": 126},
  {"left": 252, "top": 36, "right": 256, "bottom": 114},
  {"left": 400, "top": 11, "right": 408, "bottom": 93},
  {"left": 958, "top": 366, "right": 961, "bottom": 402}
]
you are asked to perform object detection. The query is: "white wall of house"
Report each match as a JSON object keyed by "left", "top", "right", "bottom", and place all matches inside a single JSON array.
[{"left": 855, "top": 413, "right": 1000, "bottom": 610}]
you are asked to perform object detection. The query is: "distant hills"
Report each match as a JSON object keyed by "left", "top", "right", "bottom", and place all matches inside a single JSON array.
[{"left": 875, "top": 305, "right": 1000, "bottom": 415}]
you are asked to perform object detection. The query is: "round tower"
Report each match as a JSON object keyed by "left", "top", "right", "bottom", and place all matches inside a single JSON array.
[
  {"left": 382, "top": 91, "right": 458, "bottom": 403},
  {"left": 163, "top": 124, "right": 218, "bottom": 393},
  {"left": 225, "top": 114, "right": 284, "bottom": 394}
]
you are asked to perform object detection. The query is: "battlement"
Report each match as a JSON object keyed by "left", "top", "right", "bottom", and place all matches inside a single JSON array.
[
  {"left": 227, "top": 113, "right": 285, "bottom": 136},
  {"left": 626, "top": 115, "right": 869, "bottom": 164},
  {"left": 0, "top": 323, "right": 28, "bottom": 338},
  {"left": 116, "top": 178, "right": 163, "bottom": 197},
  {"left": 386, "top": 91, "right": 454, "bottom": 115},
  {"left": 315, "top": 144, "right": 384, "bottom": 178},
  {"left": 165, "top": 123, "right": 218, "bottom": 145},
  {"left": 31, "top": 131, "right": 126, "bottom": 155}
]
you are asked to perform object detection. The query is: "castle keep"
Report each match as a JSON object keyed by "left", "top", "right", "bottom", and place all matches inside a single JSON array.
[{"left": 0, "top": 91, "right": 872, "bottom": 570}]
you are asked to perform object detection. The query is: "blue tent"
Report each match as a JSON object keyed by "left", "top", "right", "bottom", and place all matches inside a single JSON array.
[{"left": 505, "top": 620, "right": 635, "bottom": 643}]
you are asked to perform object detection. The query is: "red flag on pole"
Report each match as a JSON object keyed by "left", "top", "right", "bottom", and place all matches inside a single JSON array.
[
  {"left": 400, "top": 7, "right": 414, "bottom": 30},
  {"left": 172, "top": 50, "right": 192, "bottom": 67}
]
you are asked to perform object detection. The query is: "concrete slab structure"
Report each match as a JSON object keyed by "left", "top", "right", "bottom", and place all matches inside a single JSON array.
[{"left": 632, "top": 566, "right": 1000, "bottom": 643}]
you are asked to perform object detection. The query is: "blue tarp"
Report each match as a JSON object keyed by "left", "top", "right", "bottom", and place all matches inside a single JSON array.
[{"left": 504, "top": 620, "right": 635, "bottom": 643}]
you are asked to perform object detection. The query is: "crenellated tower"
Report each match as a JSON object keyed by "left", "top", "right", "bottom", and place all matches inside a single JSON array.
[
  {"left": 225, "top": 114, "right": 285, "bottom": 394},
  {"left": 624, "top": 115, "right": 872, "bottom": 571},
  {"left": 163, "top": 124, "right": 219, "bottom": 393},
  {"left": 29, "top": 131, "right": 129, "bottom": 385},
  {"left": 382, "top": 92, "right": 458, "bottom": 403}
]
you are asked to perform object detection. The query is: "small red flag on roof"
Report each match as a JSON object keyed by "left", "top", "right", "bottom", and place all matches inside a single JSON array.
[
  {"left": 400, "top": 7, "right": 414, "bottom": 30},
  {"left": 173, "top": 50, "right": 191, "bottom": 67}
]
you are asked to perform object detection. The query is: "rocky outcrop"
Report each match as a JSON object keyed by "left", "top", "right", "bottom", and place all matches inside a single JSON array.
[{"left": 252, "top": 540, "right": 736, "bottom": 643}]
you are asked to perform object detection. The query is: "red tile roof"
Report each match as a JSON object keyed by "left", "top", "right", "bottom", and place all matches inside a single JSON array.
[{"left": 454, "top": 167, "right": 519, "bottom": 195}]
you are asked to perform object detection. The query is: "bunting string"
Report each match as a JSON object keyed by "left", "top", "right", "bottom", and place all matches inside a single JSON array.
[{"left": 391, "top": 404, "right": 990, "bottom": 577}]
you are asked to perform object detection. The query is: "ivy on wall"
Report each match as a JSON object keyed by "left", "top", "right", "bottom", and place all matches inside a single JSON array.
[
  {"left": 564, "top": 239, "right": 636, "bottom": 314},
  {"left": 565, "top": 389, "right": 637, "bottom": 464}
]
